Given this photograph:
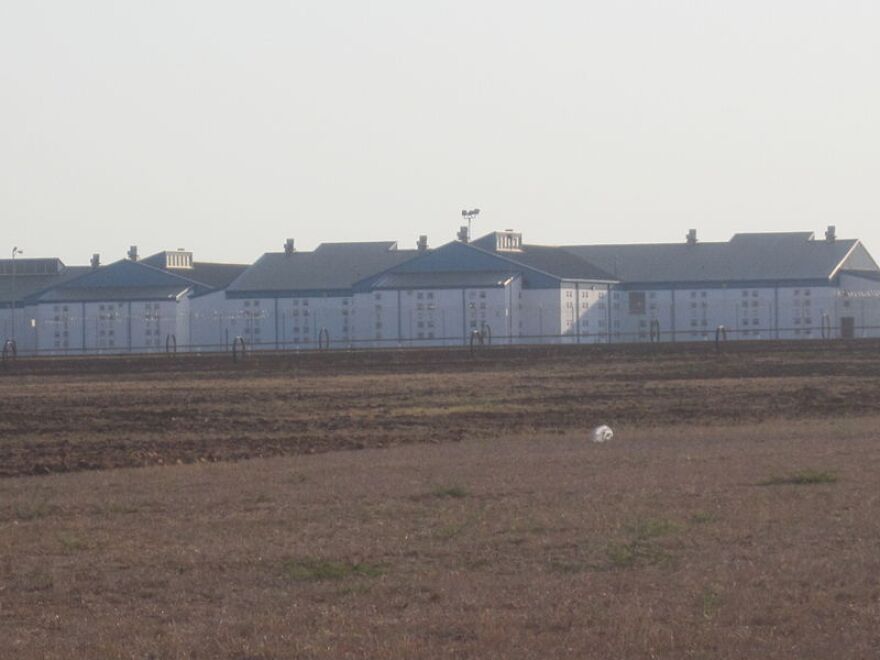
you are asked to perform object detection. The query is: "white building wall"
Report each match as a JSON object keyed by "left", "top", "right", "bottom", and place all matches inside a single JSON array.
[
  {"left": 189, "top": 290, "right": 230, "bottom": 352},
  {"left": 519, "top": 288, "right": 561, "bottom": 343}
]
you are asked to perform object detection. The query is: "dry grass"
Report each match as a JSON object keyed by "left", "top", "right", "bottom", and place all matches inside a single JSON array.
[{"left": 2, "top": 418, "right": 879, "bottom": 658}]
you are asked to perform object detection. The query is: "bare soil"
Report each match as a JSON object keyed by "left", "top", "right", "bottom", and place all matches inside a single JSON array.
[
  {"left": 1, "top": 341, "right": 879, "bottom": 478},
  {"left": 1, "top": 342, "right": 879, "bottom": 657}
]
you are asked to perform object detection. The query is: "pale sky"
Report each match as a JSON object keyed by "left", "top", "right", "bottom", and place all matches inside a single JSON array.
[{"left": 2, "top": 1, "right": 878, "bottom": 265}]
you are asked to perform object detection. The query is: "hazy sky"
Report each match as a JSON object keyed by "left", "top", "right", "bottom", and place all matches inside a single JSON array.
[{"left": 2, "top": 1, "right": 878, "bottom": 265}]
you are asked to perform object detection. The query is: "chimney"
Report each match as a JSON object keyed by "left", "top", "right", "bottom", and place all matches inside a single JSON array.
[
  {"left": 686, "top": 229, "right": 697, "bottom": 246},
  {"left": 825, "top": 225, "right": 836, "bottom": 242},
  {"left": 128, "top": 245, "right": 138, "bottom": 261},
  {"left": 417, "top": 235, "right": 428, "bottom": 252},
  {"left": 90, "top": 253, "right": 100, "bottom": 269},
  {"left": 284, "top": 238, "right": 295, "bottom": 256},
  {"left": 457, "top": 226, "right": 469, "bottom": 243}
]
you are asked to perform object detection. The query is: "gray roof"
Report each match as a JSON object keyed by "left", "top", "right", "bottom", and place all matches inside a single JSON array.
[
  {"left": 314, "top": 241, "right": 399, "bottom": 254},
  {"left": 373, "top": 271, "right": 517, "bottom": 290},
  {"left": 469, "top": 234, "right": 615, "bottom": 281},
  {"left": 506, "top": 245, "right": 615, "bottom": 281},
  {"left": 228, "top": 244, "right": 419, "bottom": 295},
  {"left": 0, "top": 266, "right": 92, "bottom": 306},
  {"left": 34, "top": 286, "right": 192, "bottom": 303},
  {"left": 186, "top": 262, "right": 249, "bottom": 289},
  {"left": 563, "top": 233, "right": 869, "bottom": 285}
]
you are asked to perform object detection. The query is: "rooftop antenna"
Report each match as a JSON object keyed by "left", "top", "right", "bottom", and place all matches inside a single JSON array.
[{"left": 461, "top": 208, "right": 480, "bottom": 242}]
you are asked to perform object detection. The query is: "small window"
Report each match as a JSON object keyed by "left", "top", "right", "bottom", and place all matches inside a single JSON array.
[{"left": 629, "top": 292, "right": 646, "bottom": 315}]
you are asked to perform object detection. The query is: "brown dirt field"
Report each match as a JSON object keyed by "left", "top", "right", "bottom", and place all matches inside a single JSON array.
[
  {"left": 1, "top": 342, "right": 879, "bottom": 657},
  {"left": 1, "top": 341, "right": 879, "bottom": 478},
  {"left": 1, "top": 420, "right": 879, "bottom": 658}
]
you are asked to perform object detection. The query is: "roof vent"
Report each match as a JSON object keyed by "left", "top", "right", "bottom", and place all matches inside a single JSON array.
[
  {"left": 128, "top": 245, "right": 138, "bottom": 261},
  {"left": 496, "top": 230, "right": 522, "bottom": 252},
  {"left": 90, "top": 253, "right": 100, "bottom": 269},
  {"left": 457, "top": 226, "right": 469, "bottom": 243},
  {"left": 284, "top": 238, "right": 295, "bottom": 256},
  {"left": 417, "top": 235, "right": 428, "bottom": 252},
  {"left": 165, "top": 250, "right": 193, "bottom": 269},
  {"left": 825, "top": 225, "right": 836, "bottom": 242},
  {"left": 686, "top": 229, "right": 698, "bottom": 246}
]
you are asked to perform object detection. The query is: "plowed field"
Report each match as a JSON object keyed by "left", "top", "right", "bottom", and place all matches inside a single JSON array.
[{"left": 1, "top": 341, "right": 879, "bottom": 478}]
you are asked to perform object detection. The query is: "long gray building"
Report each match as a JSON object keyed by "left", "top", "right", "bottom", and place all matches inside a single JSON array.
[{"left": 2, "top": 226, "right": 878, "bottom": 355}]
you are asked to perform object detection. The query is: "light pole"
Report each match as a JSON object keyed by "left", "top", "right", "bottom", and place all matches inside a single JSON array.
[
  {"left": 10, "top": 247, "right": 23, "bottom": 341},
  {"left": 461, "top": 208, "right": 480, "bottom": 242}
]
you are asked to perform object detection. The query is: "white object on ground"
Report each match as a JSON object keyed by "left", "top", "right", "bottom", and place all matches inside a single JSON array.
[{"left": 590, "top": 425, "right": 614, "bottom": 443}]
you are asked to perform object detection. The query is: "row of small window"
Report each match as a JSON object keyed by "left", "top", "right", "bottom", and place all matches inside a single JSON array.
[
  {"left": 564, "top": 290, "right": 598, "bottom": 299},
  {"left": 52, "top": 306, "right": 70, "bottom": 313},
  {"left": 415, "top": 332, "right": 436, "bottom": 339},
  {"left": 415, "top": 303, "right": 436, "bottom": 311},
  {"left": 414, "top": 292, "right": 435, "bottom": 300}
]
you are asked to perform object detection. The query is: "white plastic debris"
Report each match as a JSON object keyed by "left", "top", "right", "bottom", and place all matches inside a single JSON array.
[{"left": 590, "top": 425, "right": 614, "bottom": 443}]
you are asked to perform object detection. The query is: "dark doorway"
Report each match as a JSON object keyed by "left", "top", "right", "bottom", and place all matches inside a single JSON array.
[{"left": 840, "top": 316, "right": 855, "bottom": 339}]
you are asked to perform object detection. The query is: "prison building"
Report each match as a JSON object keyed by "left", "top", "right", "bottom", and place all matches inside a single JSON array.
[
  {"left": 562, "top": 228, "right": 880, "bottom": 341},
  {"left": 2, "top": 248, "right": 246, "bottom": 355},
  {"left": 366, "top": 233, "right": 616, "bottom": 346},
  {"left": 189, "top": 241, "right": 420, "bottom": 350},
  {"left": 0, "top": 258, "right": 91, "bottom": 349},
  {"left": 3, "top": 227, "right": 879, "bottom": 355}
]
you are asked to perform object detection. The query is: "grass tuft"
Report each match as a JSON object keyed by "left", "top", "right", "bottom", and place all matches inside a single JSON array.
[
  {"left": 760, "top": 469, "right": 838, "bottom": 486},
  {"left": 431, "top": 486, "right": 468, "bottom": 499},
  {"left": 14, "top": 500, "right": 55, "bottom": 521},
  {"left": 690, "top": 511, "right": 716, "bottom": 525},
  {"left": 607, "top": 518, "right": 680, "bottom": 569},
  {"left": 283, "top": 558, "right": 384, "bottom": 582}
]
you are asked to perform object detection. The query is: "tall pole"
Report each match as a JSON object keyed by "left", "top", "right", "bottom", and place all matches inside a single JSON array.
[{"left": 10, "top": 247, "right": 23, "bottom": 341}]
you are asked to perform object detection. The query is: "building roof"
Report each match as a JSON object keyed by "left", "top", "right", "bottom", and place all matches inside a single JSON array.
[
  {"left": 563, "top": 233, "right": 870, "bottom": 286},
  {"left": 372, "top": 271, "right": 518, "bottom": 290},
  {"left": 139, "top": 251, "right": 248, "bottom": 289},
  {"left": 227, "top": 244, "right": 419, "bottom": 296},
  {"left": 469, "top": 233, "right": 616, "bottom": 281},
  {"left": 34, "top": 286, "right": 193, "bottom": 303},
  {"left": 30, "top": 260, "right": 201, "bottom": 304},
  {"left": 0, "top": 262, "right": 92, "bottom": 307}
]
